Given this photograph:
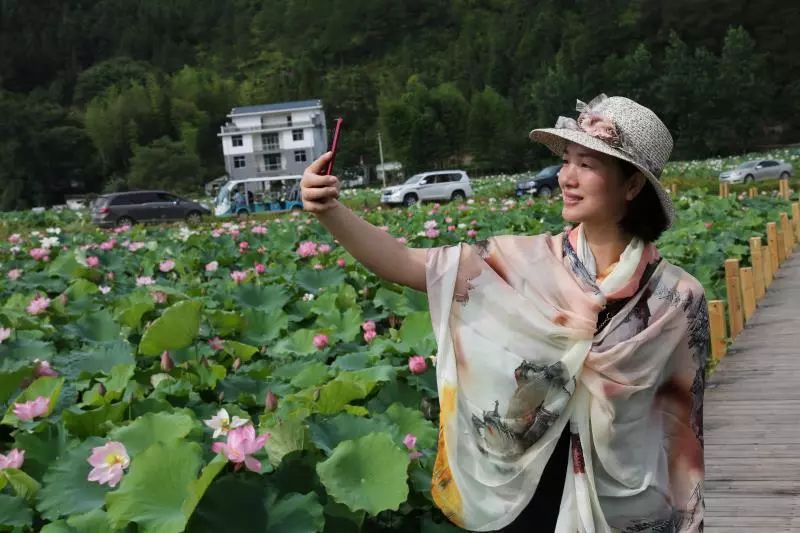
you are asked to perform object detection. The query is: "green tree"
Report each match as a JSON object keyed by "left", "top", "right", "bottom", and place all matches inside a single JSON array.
[
  {"left": 714, "top": 26, "right": 769, "bottom": 153},
  {"left": 127, "top": 137, "right": 201, "bottom": 191}
]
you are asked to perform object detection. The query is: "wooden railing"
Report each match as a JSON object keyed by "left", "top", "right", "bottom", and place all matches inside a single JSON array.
[{"left": 706, "top": 178, "right": 798, "bottom": 360}]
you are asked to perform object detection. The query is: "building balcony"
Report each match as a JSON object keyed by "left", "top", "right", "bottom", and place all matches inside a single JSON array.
[
  {"left": 253, "top": 143, "right": 281, "bottom": 153},
  {"left": 219, "top": 120, "right": 315, "bottom": 135}
]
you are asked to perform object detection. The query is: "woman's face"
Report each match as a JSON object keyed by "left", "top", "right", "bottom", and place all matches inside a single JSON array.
[{"left": 558, "top": 143, "right": 643, "bottom": 227}]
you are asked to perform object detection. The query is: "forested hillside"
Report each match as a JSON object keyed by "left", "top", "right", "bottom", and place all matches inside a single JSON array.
[{"left": 1, "top": 0, "right": 798, "bottom": 208}]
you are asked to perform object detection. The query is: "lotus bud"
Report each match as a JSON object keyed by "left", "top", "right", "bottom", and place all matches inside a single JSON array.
[
  {"left": 160, "top": 351, "right": 174, "bottom": 371},
  {"left": 265, "top": 391, "right": 278, "bottom": 412}
]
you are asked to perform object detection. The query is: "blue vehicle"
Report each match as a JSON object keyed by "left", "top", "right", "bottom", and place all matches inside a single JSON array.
[{"left": 214, "top": 176, "right": 303, "bottom": 216}]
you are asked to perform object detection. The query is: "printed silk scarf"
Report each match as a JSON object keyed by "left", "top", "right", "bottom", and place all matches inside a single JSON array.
[{"left": 425, "top": 227, "right": 707, "bottom": 532}]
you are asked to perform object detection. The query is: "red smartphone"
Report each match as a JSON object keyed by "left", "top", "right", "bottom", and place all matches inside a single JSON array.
[{"left": 324, "top": 117, "right": 344, "bottom": 176}]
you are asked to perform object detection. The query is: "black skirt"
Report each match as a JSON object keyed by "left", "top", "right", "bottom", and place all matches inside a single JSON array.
[{"left": 498, "top": 425, "right": 570, "bottom": 532}]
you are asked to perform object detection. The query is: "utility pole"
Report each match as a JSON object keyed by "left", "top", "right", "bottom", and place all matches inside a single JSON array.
[{"left": 377, "top": 131, "right": 386, "bottom": 187}]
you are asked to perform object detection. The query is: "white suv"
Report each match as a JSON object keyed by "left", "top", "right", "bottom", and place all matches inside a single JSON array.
[{"left": 380, "top": 170, "right": 474, "bottom": 206}]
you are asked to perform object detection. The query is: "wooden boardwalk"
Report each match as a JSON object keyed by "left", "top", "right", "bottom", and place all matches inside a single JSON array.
[{"left": 705, "top": 251, "right": 800, "bottom": 531}]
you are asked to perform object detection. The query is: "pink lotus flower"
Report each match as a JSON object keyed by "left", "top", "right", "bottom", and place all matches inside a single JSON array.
[
  {"left": 313, "top": 263, "right": 324, "bottom": 270},
  {"left": 7, "top": 269, "right": 22, "bottom": 281},
  {"left": 8, "top": 234, "right": 21, "bottom": 244},
  {"left": 425, "top": 228, "right": 439, "bottom": 239},
  {"left": 29, "top": 248, "right": 49, "bottom": 262},
  {"left": 128, "top": 242, "right": 145, "bottom": 252},
  {"left": 467, "top": 229, "right": 478, "bottom": 238},
  {"left": 408, "top": 355, "right": 428, "bottom": 375},
  {"left": 208, "top": 336, "right": 225, "bottom": 351},
  {"left": 136, "top": 276, "right": 155, "bottom": 287},
  {"left": 254, "top": 263, "right": 266, "bottom": 274},
  {"left": 87, "top": 441, "right": 130, "bottom": 488},
  {"left": 336, "top": 258, "right": 346, "bottom": 268},
  {"left": 151, "top": 291, "right": 168, "bottom": 304},
  {"left": 211, "top": 229, "right": 223, "bottom": 238},
  {"left": 159, "top": 259, "right": 175, "bottom": 273},
  {"left": 99, "top": 239, "right": 117, "bottom": 251},
  {"left": 447, "top": 225, "right": 456, "bottom": 232},
  {"left": 363, "top": 330, "right": 377, "bottom": 343},
  {"left": 313, "top": 334, "right": 329, "bottom": 350},
  {"left": 86, "top": 256, "right": 100, "bottom": 268},
  {"left": 424, "top": 220, "right": 438, "bottom": 230},
  {"left": 251, "top": 225, "right": 267, "bottom": 235},
  {"left": 318, "top": 243, "right": 332, "bottom": 254},
  {"left": 211, "top": 424, "right": 270, "bottom": 473},
  {"left": 403, "top": 433, "right": 423, "bottom": 460},
  {"left": 0, "top": 327, "right": 11, "bottom": 344},
  {"left": 239, "top": 241, "right": 249, "bottom": 252},
  {"left": 205, "top": 261, "right": 219, "bottom": 272},
  {"left": 0, "top": 449, "right": 24, "bottom": 470},
  {"left": 96, "top": 285, "right": 110, "bottom": 295},
  {"left": 297, "top": 241, "right": 318, "bottom": 258},
  {"left": 13, "top": 396, "right": 50, "bottom": 421},
  {"left": 230, "top": 271, "right": 247, "bottom": 284},
  {"left": 362, "top": 320, "right": 376, "bottom": 332},
  {"left": 26, "top": 295, "right": 50, "bottom": 315},
  {"left": 34, "top": 360, "right": 58, "bottom": 377}
]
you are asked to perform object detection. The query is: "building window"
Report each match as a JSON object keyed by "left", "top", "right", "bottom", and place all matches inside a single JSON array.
[
  {"left": 294, "top": 150, "right": 307, "bottom": 163},
  {"left": 292, "top": 129, "right": 304, "bottom": 141},
  {"left": 231, "top": 135, "right": 243, "bottom": 147},
  {"left": 264, "top": 154, "right": 281, "bottom": 171},
  {"left": 233, "top": 156, "right": 246, "bottom": 168},
  {"left": 261, "top": 132, "right": 279, "bottom": 151},
  {"left": 286, "top": 114, "right": 292, "bottom": 126}
]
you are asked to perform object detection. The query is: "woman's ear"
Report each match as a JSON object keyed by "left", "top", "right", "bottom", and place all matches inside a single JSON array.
[{"left": 625, "top": 172, "right": 647, "bottom": 201}]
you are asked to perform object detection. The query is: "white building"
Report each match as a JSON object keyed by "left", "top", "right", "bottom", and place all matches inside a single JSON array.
[{"left": 218, "top": 99, "right": 327, "bottom": 179}]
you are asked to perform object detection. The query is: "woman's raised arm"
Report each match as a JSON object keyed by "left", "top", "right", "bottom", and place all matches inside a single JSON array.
[{"left": 301, "top": 152, "right": 428, "bottom": 292}]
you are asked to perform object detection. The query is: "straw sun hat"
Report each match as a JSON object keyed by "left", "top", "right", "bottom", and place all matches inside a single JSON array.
[{"left": 529, "top": 94, "right": 675, "bottom": 226}]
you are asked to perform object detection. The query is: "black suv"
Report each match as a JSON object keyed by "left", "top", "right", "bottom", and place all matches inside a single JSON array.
[
  {"left": 515, "top": 165, "right": 561, "bottom": 197},
  {"left": 91, "top": 191, "right": 211, "bottom": 228}
]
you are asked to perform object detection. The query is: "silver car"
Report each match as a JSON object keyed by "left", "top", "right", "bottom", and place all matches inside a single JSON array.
[
  {"left": 719, "top": 160, "right": 793, "bottom": 184},
  {"left": 380, "top": 170, "right": 474, "bottom": 207}
]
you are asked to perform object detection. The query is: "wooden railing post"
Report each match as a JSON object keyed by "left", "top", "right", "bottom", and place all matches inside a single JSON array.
[
  {"left": 780, "top": 212, "right": 794, "bottom": 255},
  {"left": 748, "top": 187, "right": 757, "bottom": 199},
  {"left": 767, "top": 222, "right": 780, "bottom": 274},
  {"left": 708, "top": 300, "right": 727, "bottom": 360},
  {"left": 670, "top": 183, "right": 678, "bottom": 196},
  {"left": 724, "top": 258, "right": 744, "bottom": 338},
  {"left": 749, "top": 237, "right": 765, "bottom": 300},
  {"left": 792, "top": 202, "right": 800, "bottom": 241},
  {"left": 777, "top": 227, "right": 786, "bottom": 264},
  {"left": 740, "top": 267, "right": 755, "bottom": 323}
]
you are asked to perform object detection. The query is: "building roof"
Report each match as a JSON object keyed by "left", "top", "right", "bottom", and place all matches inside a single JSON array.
[{"left": 230, "top": 99, "right": 323, "bottom": 116}]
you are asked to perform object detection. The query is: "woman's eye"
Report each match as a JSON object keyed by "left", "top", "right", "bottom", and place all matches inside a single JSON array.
[{"left": 580, "top": 163, "right": 591, "bottom": 168}]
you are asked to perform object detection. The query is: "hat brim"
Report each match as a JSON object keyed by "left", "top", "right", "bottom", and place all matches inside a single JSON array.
[{"left": 529, "top": 127, "right": 675, "bottom": 228}]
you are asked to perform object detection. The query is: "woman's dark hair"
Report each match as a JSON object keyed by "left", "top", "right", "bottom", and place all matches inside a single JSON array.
[{"left": 617, "top": 160, "right": 669, "bottom": 242}]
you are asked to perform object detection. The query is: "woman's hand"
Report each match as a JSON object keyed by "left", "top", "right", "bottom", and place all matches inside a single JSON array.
[{"left": 301, "top": 152, "right": 340, "bottom": 213}]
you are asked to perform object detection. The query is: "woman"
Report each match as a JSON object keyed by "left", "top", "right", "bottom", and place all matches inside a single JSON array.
[{"left": 301, "top": 95, "right": 707, "bottom": 533}]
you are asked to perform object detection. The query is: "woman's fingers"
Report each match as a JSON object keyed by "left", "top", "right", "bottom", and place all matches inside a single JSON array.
[
  {"left": 308, "top": 151, "right": 332, "bottom": 175},
  {"left": 303, "top": 186, "right": 339, "bottom": 201}
]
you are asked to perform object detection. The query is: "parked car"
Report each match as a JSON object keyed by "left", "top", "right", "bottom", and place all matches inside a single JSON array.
[
  {"left": 380, "top": 170, "right": 473, "bottom": 207},
  {"left": 516, "top": 164, "right": 561, "bottom": 197},
  {"left": 718, "top": 160, "right": 793, "bottom": 184},
  {"left": 91, "top": 191, "right": 211, "bottom": 228}
]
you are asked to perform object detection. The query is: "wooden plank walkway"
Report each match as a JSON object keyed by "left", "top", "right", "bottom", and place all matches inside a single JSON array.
[{"left": 705, "top": 251, "right": 800, "bottom": 531}]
